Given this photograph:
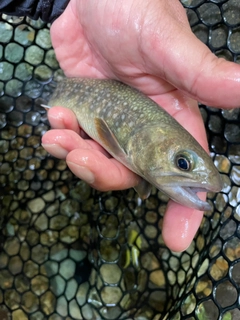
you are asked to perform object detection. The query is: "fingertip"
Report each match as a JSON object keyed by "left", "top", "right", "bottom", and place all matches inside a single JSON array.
[
  {"left": 42, "top": 143, "right": 69, "bottom": 159},
  {"left": 162, "top": 200, "right": 204, "bottom": 252},
  {"left": 47, "top": 106, "right": 80, "bottom": 132},
  {"left": 66, "top": 149, "right": 140, "bottom": 192},
  {"left": 67, "top": 161, "right": 95, "bottom": 184}
]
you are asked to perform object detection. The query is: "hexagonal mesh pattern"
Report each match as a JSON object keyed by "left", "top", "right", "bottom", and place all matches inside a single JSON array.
[{"left": 0, "top": 1, "right": 240, "bottom": 319}]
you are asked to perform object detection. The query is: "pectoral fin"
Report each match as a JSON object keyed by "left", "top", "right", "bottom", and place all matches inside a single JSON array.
[
  {"left": 95, "top": 118, "right": 127, "bottom": 158},
  {"left": 134, "top": 179, "right": 152, "bottom": 200},
  {"left": 95, "top": 118, "right": 152, "bottom": 200}
]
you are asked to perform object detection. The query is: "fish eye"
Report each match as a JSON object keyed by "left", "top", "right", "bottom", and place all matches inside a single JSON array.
[{"left": 175, "top": 155, "right": 191, "bottom": 171}]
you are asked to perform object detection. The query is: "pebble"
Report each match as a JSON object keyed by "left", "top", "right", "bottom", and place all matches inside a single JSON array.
[
  {"left": 214, "top": 155, "right": 231, "bottom": 174},
  {"left": 12, "top": 309, "right": 28, "bottom": 320},
  {"left": 56, "top": 296, "right": 68, "bottom": 317},
  {"left": 59, "top": 259, "right": 76, "bottom": 280},
  {"left": 224, "top": 123, "right": 240, "bottom": 143},
  {"left": 100, "top": 264, "right": 122, "bottom": 284},
  {"left": 230, "top": 165, "right": 240, "bottom": 185},
  {"left": 27, "top": 197, "right": 45, "bottom": 213}
]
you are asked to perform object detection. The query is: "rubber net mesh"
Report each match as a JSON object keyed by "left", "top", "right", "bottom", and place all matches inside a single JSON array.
[{"left": 0, "top": 0, "right": 240, "bottom": 319}]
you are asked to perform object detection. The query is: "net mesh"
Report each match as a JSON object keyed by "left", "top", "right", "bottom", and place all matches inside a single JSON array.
[{"left": 0, "top": 1, "right": 240, "bottom": 319}]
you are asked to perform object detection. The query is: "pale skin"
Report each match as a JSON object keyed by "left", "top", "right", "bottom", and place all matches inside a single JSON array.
[{"left": 42, "top": 0, "right": 240, "bottom": 252}]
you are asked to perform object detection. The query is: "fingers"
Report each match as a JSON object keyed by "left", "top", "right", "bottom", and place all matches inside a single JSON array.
[
  {"left": 42, "top": 128, "right": 140, "bottom": 191},
  {"left": 162, "top": 199, "right": 204, "bottom": 251},
  {"left": 46, "top": 106, "right": 81, "bottom": 133},
  {"left": 66, "top": 149, "right": 140, "bottom": 191},
  {"left": 42, "top": 129, "right": 106, "bottom": 158}
]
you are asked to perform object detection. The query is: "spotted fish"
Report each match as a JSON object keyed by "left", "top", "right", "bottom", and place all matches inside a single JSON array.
[{"left": 46, "top": 77, "right": 223, "bottom": 211}]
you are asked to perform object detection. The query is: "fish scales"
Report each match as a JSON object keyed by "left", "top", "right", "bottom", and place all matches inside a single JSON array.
[
  {"left": 49, "top": 78, "right": 185, "bottom": 150},
  {"left": 48, "top": 77, "right": 223, "bottom": 211}
]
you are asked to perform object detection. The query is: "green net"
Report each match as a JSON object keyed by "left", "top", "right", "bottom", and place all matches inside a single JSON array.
[{"left": 0, "top": 1, "right": 240, "bottom": 319}]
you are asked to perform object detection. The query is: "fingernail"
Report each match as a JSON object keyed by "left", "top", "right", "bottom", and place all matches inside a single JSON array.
[
  {"left": 68, "top": 162, "right": 95, "bottom": 184},
  {"left": 42, "top": 144, "right": 68, "bottom": 159}
]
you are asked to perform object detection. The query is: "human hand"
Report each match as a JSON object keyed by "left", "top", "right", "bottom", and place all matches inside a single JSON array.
[{"left": 42, "top": 0, "right": 240, "bottom": 252}]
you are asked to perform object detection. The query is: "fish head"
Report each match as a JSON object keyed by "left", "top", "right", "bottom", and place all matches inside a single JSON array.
[{"left": 128, "top": 125, "right": 223, "bottom": 211}]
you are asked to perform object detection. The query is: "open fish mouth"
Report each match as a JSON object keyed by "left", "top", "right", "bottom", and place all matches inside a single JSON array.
[
  {"left": 182, "top": 187, "right": 212, "bottom": 210},
  {"left": 162, "top": 186, "right": 212, "bottom": 211}
]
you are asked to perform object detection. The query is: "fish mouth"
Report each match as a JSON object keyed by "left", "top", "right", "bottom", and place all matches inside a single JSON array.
[
  {"left": 150, "top": 171, "right": 223, "bottom": 211},
  {"left": 161, "top": 185, "right": 212, "bottom": 211}
]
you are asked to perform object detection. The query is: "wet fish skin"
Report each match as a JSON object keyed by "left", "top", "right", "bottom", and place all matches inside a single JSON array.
[{"left": 48, "top": 77, "right": 223, "bottom": 211}]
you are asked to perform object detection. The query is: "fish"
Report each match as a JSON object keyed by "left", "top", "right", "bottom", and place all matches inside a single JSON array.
[{"left": 45, "top": 77, "right": 223, "bottom": 211}]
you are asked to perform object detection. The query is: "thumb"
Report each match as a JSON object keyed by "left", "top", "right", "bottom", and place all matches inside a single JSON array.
[
  {"left": 167, "top": 33, "right": 240, "bottom": 109},
  {"left": 145, "top": 4, "right": 240, "bottom": 109}
]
